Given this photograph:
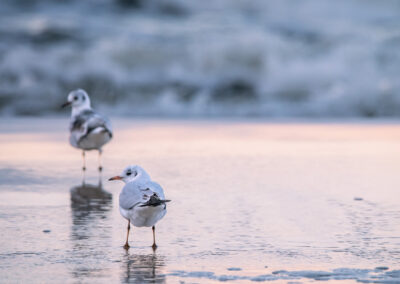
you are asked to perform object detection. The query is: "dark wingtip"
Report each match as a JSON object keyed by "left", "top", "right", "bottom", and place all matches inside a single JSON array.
[{"left": 139, "top": 199, "right": 171, "bottom": 207}]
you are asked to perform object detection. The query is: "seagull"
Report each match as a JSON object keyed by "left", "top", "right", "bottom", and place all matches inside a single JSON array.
[
  {"left": 62, "top": 89, "right": 112, "bottom": 171},
  {"left": 109, "top": 165, "right": 170, "bottom": 250}
]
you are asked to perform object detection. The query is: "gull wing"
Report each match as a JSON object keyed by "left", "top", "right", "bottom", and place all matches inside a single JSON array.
[
  {"left": 141, "top": 181, "right": 166, "bottom": 200},
  {"left": 119, "top": 180, "right": 167, "bottom": 210},
  {"left": 119, "top": 181, "right": 143, "bottom": 210},
  {"left": 70, "top": 109, "right": 113, "bottom": 142}
]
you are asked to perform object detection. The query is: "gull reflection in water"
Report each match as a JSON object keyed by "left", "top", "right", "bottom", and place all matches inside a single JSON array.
[
  {"left": 69, "top": 173, "right": 113, "bottom": 280},
  {"left": 121, "top": 252, "right": 166, "bottom": 284},
  {"left": 70, "top": 174, "right": 112, "bottom": 230}
]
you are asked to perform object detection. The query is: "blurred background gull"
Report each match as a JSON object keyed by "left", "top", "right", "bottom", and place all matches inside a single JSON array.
[{"left": 0, "top": 0, "right": 400, "bottom": 118}]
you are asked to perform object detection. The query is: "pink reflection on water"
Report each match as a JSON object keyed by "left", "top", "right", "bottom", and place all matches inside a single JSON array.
[{"left": 0, "top": 119, "right": 400, "bottom": 283}]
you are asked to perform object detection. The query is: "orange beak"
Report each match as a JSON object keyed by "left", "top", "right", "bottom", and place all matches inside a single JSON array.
[{"left": 108, "top": 175, "right": 122, "bottom": 181}]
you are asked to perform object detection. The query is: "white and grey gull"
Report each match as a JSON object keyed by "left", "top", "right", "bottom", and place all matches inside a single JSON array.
[
  {"left": 109, "top": 165, "right": 170, "bottom": 250},
  {"left": 62, "top": 89, "right": 112, "bottom": 171}
]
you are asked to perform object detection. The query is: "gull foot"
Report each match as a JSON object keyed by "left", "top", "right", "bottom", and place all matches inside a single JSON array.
[
  {"left": 82, "top": 167, "right": 86, "bottom": 171},
  {"left": 123, "top": 243, "right": 130, "bottom": 250},
  {"left": 152, "top": 244, "right": 157, "bottom": 251}
]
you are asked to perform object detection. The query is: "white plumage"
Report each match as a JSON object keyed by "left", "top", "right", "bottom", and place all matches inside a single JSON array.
[
  {"left": 69, "top": 109, "right": 112, "bottom": 151},
  {"left": 109, "top": 165, "right": 170, "bottom": 249},
  {"left": 119, "top": 181, "right": 166, "bottom": 227},
  {"left": 62, "top": 89, "right": 112, "bottom": 170}
]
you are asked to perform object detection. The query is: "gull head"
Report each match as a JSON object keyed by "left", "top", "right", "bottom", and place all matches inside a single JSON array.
[
  {"left": 61, "top": 89, "right": 91, "bottom": 111},
  {"left": 109, "top": 165, "right": 151, "bottom": 183}
]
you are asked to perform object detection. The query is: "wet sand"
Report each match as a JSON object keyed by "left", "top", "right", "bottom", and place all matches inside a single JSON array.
[{"left": 0, "top": 118, "right": 399, "bottom": 283}]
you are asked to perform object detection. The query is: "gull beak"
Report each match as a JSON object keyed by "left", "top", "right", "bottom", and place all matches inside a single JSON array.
[
  {"left": 61, "top": 101, "right": 71, "bottom": 108},
  {"left": 108, "top": 176, "right": 122, "bottom": 181}
]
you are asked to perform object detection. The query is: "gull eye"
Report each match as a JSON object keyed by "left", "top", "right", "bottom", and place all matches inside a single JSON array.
[
  {"left": 126, "top": 171, "right": 131, "bottom": 176},
  {"left": 74, "top": 96, "right": 78, "bottom": 101}
]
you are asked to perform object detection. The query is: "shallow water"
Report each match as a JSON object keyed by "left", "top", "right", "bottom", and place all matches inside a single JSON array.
[{"left": 0, "top": 118, "right": 400, "bottom": 283}]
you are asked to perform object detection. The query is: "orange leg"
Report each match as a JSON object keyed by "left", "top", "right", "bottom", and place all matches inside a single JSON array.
[
  {"left": 152, "top": 226, "right": 157, "bottom": 250},
  {"left": 124, "top": 220, "right": 131, "bottom": 249},
  {"left": 98, "top": 149, "right": 103, "bottom": 171},
  {"left": 82, "top": 151, "right": 86, "bottom": 171}
]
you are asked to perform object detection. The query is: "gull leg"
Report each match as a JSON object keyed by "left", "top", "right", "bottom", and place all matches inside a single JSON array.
[
  {"left": 152, "top": 226, "right": 157, "bottom": 250},
  {"left": 98, "top": 149, "right": 103, "bottom": 172},
  {"left": 97, "top": 171, "right": 102, "bottom": 187},
  {"left": 82, "top": 169, "right": 86, "bottom": 186},
  {"left": 124, "top": 220, "right": 131, "bottom": 249},
  {"left": 82, "top": 151, "right": 86, "bottom": 171}
]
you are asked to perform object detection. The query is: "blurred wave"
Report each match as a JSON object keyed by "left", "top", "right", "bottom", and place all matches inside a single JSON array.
[{"left": 1, "top": 0, "right": 400, "bottom": 117}]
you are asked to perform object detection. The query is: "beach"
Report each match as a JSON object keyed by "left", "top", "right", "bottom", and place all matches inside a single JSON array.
[{"left": 0, "top": 118, "right": 399, "bottom": 283}]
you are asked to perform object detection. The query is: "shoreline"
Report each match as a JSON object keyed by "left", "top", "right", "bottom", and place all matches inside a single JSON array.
[{"left": 0, "top": 118, "right": 399, "bottom": 283}]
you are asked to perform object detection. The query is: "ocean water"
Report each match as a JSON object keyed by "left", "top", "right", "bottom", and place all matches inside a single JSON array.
[
  {"left": 1, "top": 0, "right": 400, "bottom": 117},
  {"left": 0, "top": 118, "right": 399, "bottom": 283}
]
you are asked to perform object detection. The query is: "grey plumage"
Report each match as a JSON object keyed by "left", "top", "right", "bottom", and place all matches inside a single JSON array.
[
  {"left": 70, "top": 109, "right": 113, "bottom": 149},
  {"left": 119, "top": 181, "right": 166, "bottom": 210},
  {"left": 119, "top": 182, "right": 143, "bottom": 210},
  {"left": 112, "top": 165, "right": 169, "bottom": 247},
  {"left": 63, "top": 89, "right": 112, "bottom": 171}
]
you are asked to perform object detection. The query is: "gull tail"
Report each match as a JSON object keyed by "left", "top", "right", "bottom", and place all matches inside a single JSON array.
[
  {"left": 139, "top": 195, "right": 171, "bottom": 207},
  {"left": 91, "top": 126, "right": 107, "bottom": 134},
  {"left": 91, "top": 126, "right": 112, "bottom": 137}
]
